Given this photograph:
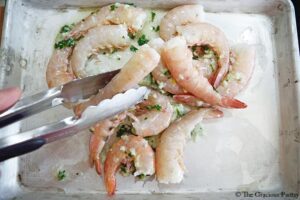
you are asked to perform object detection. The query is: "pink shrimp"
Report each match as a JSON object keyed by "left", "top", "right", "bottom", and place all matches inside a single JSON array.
[
  {"left": 46, "top": 47, "right": 75, "bottom": 88},
  {"left": 89, "top": 113, "right": 127, "bottom": 175},
  {"left": 156, "top": 108, "right": 223, "bottom": 184},
  {"left": 70, "top": 3, "right": 147, "bottom": 38},
  {"left": 176, "top": 23, "right": 230, "bottom": 88},
  {"left": 162, "top": 36, "right": 246, "bottom": 109},
  {"left": 74, "top": 45, "right": 160, "bottom": 116},
  {"left": 104, "top": 135, "right": 155, "bottom": 196},
  {"left": 159, "top": 5, "right": 205, "bottom": 41},
  {"left": 148, "top": 38, "right": 187, "bottom": 95},
  {"left": 173, "top": 94, "right": 210, "bottom": 107},
  {"left": 130, "top": 91, "right": 173, "bottom": 137},
  {"left": 217, "top": 44, "right": 256, "bottom": 97}
]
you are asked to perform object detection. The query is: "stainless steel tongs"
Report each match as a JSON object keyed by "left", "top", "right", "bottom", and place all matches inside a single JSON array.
[{"left": 0, "top": 69, "right": 149, "bottom": 161}]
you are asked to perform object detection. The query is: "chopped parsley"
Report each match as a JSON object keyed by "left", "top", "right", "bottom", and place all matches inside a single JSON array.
[
  {"left": 163, "top": 69, "right": 171, "bottom": 77},
  {"left": 145, "top": 104, "right": 162, "bottom": 111},
  {"left": 152, "top": 25, "right": 160, "bottom": 32},
  {"left": 128, "top": 32, "right": 136, "bottom": 40},
  {"left": 116, "top": 124, "right": 134, "bottom": 137},
  {"left": 124, "top": 2, "right": 136, "bottom": 6},
  {"left": 111, "top": 48, "right": 118, "bottom": 54},
  {"left": 145, "top": 135, "right": 160, "bottom": 149},
  {"left": 60, "top": 25, "right": 72, "bottom": 33},
  {"left": 191, "top": 123, "right": 203, "bottom": 142},
  {"left": 137, "top": 34, "right": 149, "bottom": 46},
  {"left": 151, "top": 11, "right": 156, "bottom": 22},
  {"left": 54, "top": 38, "right": 76, "bottom": 49},
  {"left": 57, "top": 170, "right": 66, "bottom": 181},
  {"left": 120, "top": 163, "right": 136, "bottom": 176},
  {"left": 137, "top": 173, "right": 146, "bottom": 180},
  {"left": 110, "top": 4, "right": 117, "bottom": 11},
  {"left": 172, "top": 103, "right": 187, "bottom": 120},
  {"left": 130, "top": 45, "right": 138, "bottom": 52},
  {"left": 139, "top": 74, "right": 156, "bottom": 87}
]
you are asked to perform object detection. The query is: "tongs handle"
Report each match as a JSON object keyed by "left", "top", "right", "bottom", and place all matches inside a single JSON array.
[
  {"left": 0, "top": 138, "right": 46, "bottom": 162},
  {"left": 0, "top": 86, "right": 62, "bottom": 128}
]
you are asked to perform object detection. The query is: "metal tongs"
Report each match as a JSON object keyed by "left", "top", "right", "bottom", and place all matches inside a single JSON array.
[{"left": 0, "top": 69, "right": 149, "bottom": 161}]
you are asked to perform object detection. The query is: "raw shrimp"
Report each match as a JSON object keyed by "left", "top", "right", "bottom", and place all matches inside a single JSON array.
[
  {"left": 46, "top": 4, "right": 146, "bottom": 88},
  {"left": 89, "top": 113, "right": 127, "bottom": 175},
  {"left": 173, "top": 94, "right": 209, "bottom": 107},
  {"left": 156, "top": 108, "right": 223, "bottom": 184},
  {"left": 217, "top": 44, "right": 255, "bottom": 97},
  {"left": 159, "top": 5, "right": 205, "bottom": 41},
  {"left": 104, "top": 135, "right": 155, "bottom": 195},
  {"left": 130, "top": 91, "right": 173, "bottom": 137},
  {"left": 148, "top": 38, "right": 186, "bottom": 94},
  {"left": 70, "top": 25, "right": 130, "bottom": 78},
  {"left": 176, "top": 23, "right": 230, "bottom": 88},
  {"left": 162, "top": 36, "right": 246, "bottom": 109},
  {"left": 74, "top": 45, "right": 160, "bottom": 116},
  {"left": 46, "top": 47, "right": 74, "bottom": 88},
  {"left": 70, "top": 3, "right": 147, "bottom": 38}
]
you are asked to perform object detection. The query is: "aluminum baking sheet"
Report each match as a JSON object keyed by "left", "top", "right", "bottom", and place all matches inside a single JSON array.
[{"left": 0, "top": 0, "right": 299, "bottom": 199}]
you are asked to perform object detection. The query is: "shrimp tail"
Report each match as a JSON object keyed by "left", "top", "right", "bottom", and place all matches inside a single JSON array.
[
  {"left": 220, "top": 97, "right": 247, "bottom": 109},
  {"left": 203, "top": 108, "right": 224, "bottom": 119},
  {"left": 89, "top": 134, "right": 105, "bottom": 175},
  {"left": 105, "top": 175, "right": 116, "bottom": 196},
  {"left": 95, "top": 160, "right": 102, "bottom": 175}
]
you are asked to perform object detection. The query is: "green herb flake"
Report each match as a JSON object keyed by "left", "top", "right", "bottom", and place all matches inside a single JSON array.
[
  {"left": 111, "top": 48, "right": 118, "bottom": 54},
  {"left": 192, "top": 55, "right": 199, "bottom": 60},
  {"left": 119, "top": 162, "right": 136, "bottom": 176},
  {"left": 172, "top": 103, "right": 187, "bottom": 120},
  {"left": 145, "top": 135, "right": 160, "bottom": 149},
  {"left": 137, "top": 34, "right": 149, "bottom": 46},
  {"left": 163, "top": 69, "right": 171, "bottom": 77},
  {"left": 117, "top": 57, "right": 121, "bottom": 60},
  {"left": 144, "top": 117, "right": 148, "bottom": 120},
  {"left": 151, "top": 11, "right": 156, "bottom": 22},
  {"left": 137, "top": 173, "right": 146, "bottom": 180},
  {"left": 60, "top": 25, "right": 72, "bottom": 33},
  {"left": 152, "top": 25, "right": 160, "bottom": 32},
  {"left": 54, "top": 38, "right": 76, "bottom": 49},
  {"left": 130, "top": 45, "right": 138, "bottom": 52},
  {"left": 125, "top": 2, "right": 136, "bottom": 7},
  {"left": 116, "top": 124, "right": 134, "bottom": 137},
  {"left": 146, "top": 104, "right": 162, "bottom": 111},
  {"left": 139, "top": 74, "right": 159, "bottom": 90},
  {"left": 57, "top": 170, "right": 66, "bottom": 181},
  {"left": 191, "top": 123, "right": 203, "bottom": 142},
  {"left": 110, "top": 4, "right": 117, "bottom": 11},
  {"left": 128, "top": 32, "right": 136, "bottom": 40}
]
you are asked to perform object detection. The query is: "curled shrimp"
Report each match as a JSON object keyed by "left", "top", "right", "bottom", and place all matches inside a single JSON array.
[
  {"left": 74, "top": 45, "right": 160, "bottom": 116},
  {"left": 176, "top": 23, "right": 230, "bottom": 88},
  {"left": 89, "top": 113, "right": 127, "bottom": 175},
  {"left": 162, "top": 36, "right": 246, "bottom": 109},
  {"left": 70, "top": 25, "right": 130, "bottom": 78},
  {"left": 159, "top": 5, "right": 205, "bottom": 41},
  {"left": 129, "top": 90, "right": 173, "bottom": 137},
  {"left": 46, "top": 47, "right": 75, "bottom": 88},
  {"left": 217, "top": 44, "right": 255, "bottom": 97},
  {"left": 46, "top": 4, "right": 146, "bottom": 88},
  {"left": 70, "top": 3, "right": 147, "bottom": 38},
  {"left": 104, "top": 135, "right": 155, "bottom": 195},
  {"left": 148, "top": 38, "right": 186, "bottom": 94},
  {"left": 156, "top": 108, "right": 223, "bottom": 184}
]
